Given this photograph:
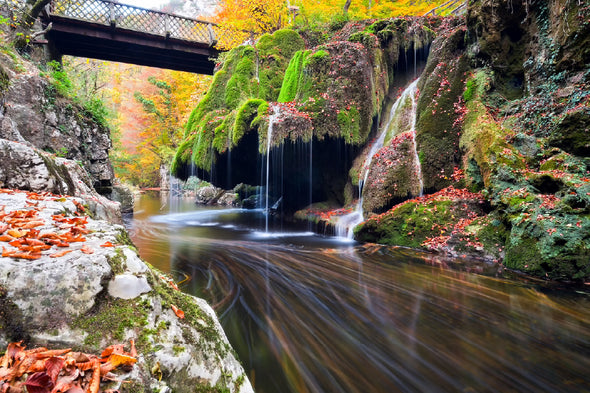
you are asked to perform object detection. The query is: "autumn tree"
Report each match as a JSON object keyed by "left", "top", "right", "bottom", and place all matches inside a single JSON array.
[
  {"left": 105, "top": 66, "right": 210, "bottom": 188},
  {"left": 214, "top": 0, "right": 289, "bottom": 49}
]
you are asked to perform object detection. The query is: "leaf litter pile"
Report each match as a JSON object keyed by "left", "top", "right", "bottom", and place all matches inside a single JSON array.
[
  {"left": 0, "top": 340, "right": 137, "bottom": 393},
  {"left": 0, "top": 189, "right": 115, "bottom": 260}
]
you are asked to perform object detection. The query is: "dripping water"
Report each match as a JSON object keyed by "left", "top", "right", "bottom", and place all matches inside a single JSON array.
[
  {"left": 336, "top": 79, "right": 421, "bottom": 239},
  {"left": 264, "top": 105, "right": 279, "bottom": 233}
]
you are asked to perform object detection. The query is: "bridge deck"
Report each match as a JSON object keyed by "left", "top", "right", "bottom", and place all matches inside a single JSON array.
[{"left": 42, "top": 0, "right": 220, "bottom": 74}]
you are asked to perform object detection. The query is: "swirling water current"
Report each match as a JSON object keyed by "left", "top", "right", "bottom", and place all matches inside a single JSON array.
[{"left": 128, "top": 192, "right": 590, "bottom": 393}]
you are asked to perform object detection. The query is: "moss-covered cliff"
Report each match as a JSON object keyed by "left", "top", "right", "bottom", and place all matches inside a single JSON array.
[
  {"left": 358, "top": 0, "right": 590, "bottom": 281},
  {"left": 172, "top": 18, "right": 438, "bottom": 210}
]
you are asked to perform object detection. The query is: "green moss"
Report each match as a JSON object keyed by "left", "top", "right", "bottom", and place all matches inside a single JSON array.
[
  {"left": 72, "top": 296, "right": 150, "bottom": 350},
  {"left": 463, "top": 79, "right": 476, "bottom": 102},
  {"left": 120, "top": 381, "right": 146, "bottom": 393},
  {"left": 278, "top": 50, "right": 310, "bottom": 103},
  {"left": 459, "top": 70, "right": 525, "bottom": 189},
  {"left": 213, "top": 111, "right": 235, "bottom": 152},
  {"left": 148, "top": 267, "right": 231, "bottom": 358},
  {"left": 233, "top": 98, "right": 266, "bottom": 144},
  {"left": 338, "top": 106, "right": 361, "bottom": 143},
  {"left": 355, "top": 199, "right": 456, "bottom": 248},
  {"left": 257, "top": 29, "right": 305, "bottom": 101},
  {"left": 172, "top": 345, "right": 186, "bottom": 355},
  {"left": 349, "top": 31, "right": 379, "bottom": 49},
  {"left": 172, "top": 30, "right": 304, "bottom": 176},
  {"left": 106, "top": 248, "right": 127, "bottom": 275},
  {"left": 416, "top": 31, "right": 469, "bottom": 191},
  {"left": 224, "top": 47, "right": 257, "bottom": 109}
]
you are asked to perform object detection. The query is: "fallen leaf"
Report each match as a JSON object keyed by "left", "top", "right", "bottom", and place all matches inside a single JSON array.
[
  {"left": 50, "top": 250, "right": 73, "bottom": 258},
  {"left": 24, "top": 372, "right": 54, "bottom": 393},
  {"left": 7, "top": 229, "right": 27, "bottom": 238},
  {"left": 171, "top": 305, "right": 185, "bottom": 319},
  {"left": 100, "top": 241, "right": 114, "bottom": 248},
  {"left": 45, "top": 357, "right": 65, "bottom": 383},
  {"left": 80, "top": 245, "right": 94, "bottom": 254}
]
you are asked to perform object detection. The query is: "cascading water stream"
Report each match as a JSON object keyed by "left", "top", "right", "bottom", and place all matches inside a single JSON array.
[
  {"left": 264, "top": 106, "right": 279, "bottom": 233},
  {"left": 336, "top": 79, "right": 422, "bottom": 239}
]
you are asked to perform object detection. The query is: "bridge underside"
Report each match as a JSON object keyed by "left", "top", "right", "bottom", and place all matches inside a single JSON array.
[{"left": 45, "top": 17, "right": 219, "bottom": 74}]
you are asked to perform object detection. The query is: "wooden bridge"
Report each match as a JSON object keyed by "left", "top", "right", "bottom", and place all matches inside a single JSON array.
[{"left": 40, "top": 0, "right": 220, "bottom": 74}]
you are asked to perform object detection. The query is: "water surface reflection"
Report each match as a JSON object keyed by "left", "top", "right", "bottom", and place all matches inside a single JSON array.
[{"left": 129, "top": 193, "right": 590, "bottom": 393}]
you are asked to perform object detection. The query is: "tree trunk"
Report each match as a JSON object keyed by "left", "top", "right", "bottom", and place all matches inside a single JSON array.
[
  {"left": 343, "top": 0, "right": 352, "bottom": 16},
  {"left": 23, "top": 0, "right": 51, "bottom": 26}
]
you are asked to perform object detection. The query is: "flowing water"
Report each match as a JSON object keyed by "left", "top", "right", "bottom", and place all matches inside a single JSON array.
[
  {"left": 130, "top": 192, "right": 590, "bottom": 393},
  {"left": 336, "top": 80, "right": 421, "bottom": 238}
]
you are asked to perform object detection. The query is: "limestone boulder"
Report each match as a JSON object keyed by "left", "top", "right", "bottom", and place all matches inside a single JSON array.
[{"left": 0, "top": 190, "right": 254, "bottom": 393}]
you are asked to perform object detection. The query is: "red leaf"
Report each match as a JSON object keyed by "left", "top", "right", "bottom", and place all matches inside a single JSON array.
[
  {"left": 25, "top": 372, "right": 54, "bottom": 393},
  {"left": 100, "top": 241, "right": 115, "bottom": 247},
  {"left": 45, "top": 357, "right": 64, "bottom": 383}
]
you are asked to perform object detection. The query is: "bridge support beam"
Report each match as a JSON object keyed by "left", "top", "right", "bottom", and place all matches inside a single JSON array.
[{"left": 42, "top": 16, "right": 219, "bottom": 74}]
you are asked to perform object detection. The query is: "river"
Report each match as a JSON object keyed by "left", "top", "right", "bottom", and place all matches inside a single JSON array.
[{"left": 128, "top": 192, "right": 590, "bottom": 393}]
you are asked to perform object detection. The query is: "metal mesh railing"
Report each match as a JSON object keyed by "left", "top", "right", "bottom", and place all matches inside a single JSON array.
[{"left": 48, "top": 0, "right": 217, "bottom": 45}]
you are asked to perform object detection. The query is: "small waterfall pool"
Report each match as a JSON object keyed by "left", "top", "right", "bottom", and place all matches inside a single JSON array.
[{"left": 129, "top": 192, "right": 590, "bottom": 393}]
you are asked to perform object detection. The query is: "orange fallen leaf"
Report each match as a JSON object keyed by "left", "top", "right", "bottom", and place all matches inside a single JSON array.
[
  {"left": 20, "top": 220, "right": 45, "bottom": 229},
  {"left": 100, "top": 241, "right": 115, "bottom": 247},
  {"left": 7, "top": 229, "right": 27, "bottom": 238},
  {"left": 80, "top": 245, "right": 94, "bottom": 254},
  {"left": 106, "top": 353, "right": 137, "bottom": 368},
  {"left": 171, "top": 304, "right": 185, "bottom": 319},
  {"left": 11, "top": 252, "right": 42, "bottom": 260},
  {"left": 87, "top": 359, "right": 100, "bottom": 393},
  {"left": 50, "top": 249, "right": 73, "bottom": 258},
  {"left": 0, "top": 234, "right": 15, "bottom": 242}
]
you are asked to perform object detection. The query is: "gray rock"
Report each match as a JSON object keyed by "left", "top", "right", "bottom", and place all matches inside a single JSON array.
[
  {"left": 0, "top": 139, "right": 121, "bottom": 223},
  {"left": 195, "top": 185, "right": 223, "bottom": 204},
  {"left": 0, "top": 62, "right": 114, "bottom": 190},
  {"left": 0, "top": 191, "right": 254, "bottom": 393},
  {"left": 217, "top": 192, "right": 238, "bottom": 206},
  {"left": 110, "top": 184, "right": 135, "bottom": 214},
  {"left": 108, "top": 274, "right": 151, "bottom": 299}
]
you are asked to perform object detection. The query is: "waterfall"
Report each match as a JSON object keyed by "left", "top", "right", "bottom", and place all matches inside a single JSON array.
[
  {"left": 335, "top": 79, "right": 421, "bottom": 239},
  {"left": 264, "top": 106, "right": 279, "bottom": 232}
]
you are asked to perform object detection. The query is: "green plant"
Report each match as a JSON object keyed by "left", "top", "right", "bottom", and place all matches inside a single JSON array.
[{"left": 55, "top": 146, "right": 68, "bottom": 157}]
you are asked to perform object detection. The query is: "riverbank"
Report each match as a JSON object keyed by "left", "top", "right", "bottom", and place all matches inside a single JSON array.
[{"left": 0, "top": 188, "right": 253, "bottom": 393}]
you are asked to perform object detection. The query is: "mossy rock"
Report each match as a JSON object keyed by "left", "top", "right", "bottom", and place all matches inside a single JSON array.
[
  {"left": 361, "top": 132, "right": 421, "bottom": 214},
  {"left": 548, "top": 108, "right": 590, "bottom": 157},
  {"left": 415, "top": 28, "right": 469, "bottom": 193},
  {"left": 355, "top": 189, "right": 488, "bottom": 250},
  {"left": 293, "top": 41, "right": 377, "bottom": 145},
  {"left": 504, "top": 216, "right": 590, "bottom": 280},
  {"left": 172, "top": 30, "right": 305, "bottom": 176}
]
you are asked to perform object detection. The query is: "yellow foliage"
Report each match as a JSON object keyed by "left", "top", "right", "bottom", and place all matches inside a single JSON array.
[
  {"left": 213, "top": 0, "right": 290, "bottom": 49},
  {"left": 213, "top": 0, "right": 453, "bottom": 49}
]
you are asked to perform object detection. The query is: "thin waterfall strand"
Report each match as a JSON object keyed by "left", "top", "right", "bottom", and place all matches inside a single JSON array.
[
  {"left": 265, "top": 106, "right": 279, "bottom": 233},
  {"left": 336, "top": 79, "right": 420, "bottom": 239}
]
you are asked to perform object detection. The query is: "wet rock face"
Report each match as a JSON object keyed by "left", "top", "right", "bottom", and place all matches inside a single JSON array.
[
  {"left": 467, "top": 0, "right": 529, "bottom": 99},
  {"left": 0, "top": 67, "right": 114, "bottom": 192}
]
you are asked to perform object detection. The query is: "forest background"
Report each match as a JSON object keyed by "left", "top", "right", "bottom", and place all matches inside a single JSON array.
[{"left": 56, "top": 0, "right": 451, "bottom": 187}]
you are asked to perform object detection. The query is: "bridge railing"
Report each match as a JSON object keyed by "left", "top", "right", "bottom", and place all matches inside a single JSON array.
[{"left": 48, "top": 0, "right": 217, "bottom": 46}]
